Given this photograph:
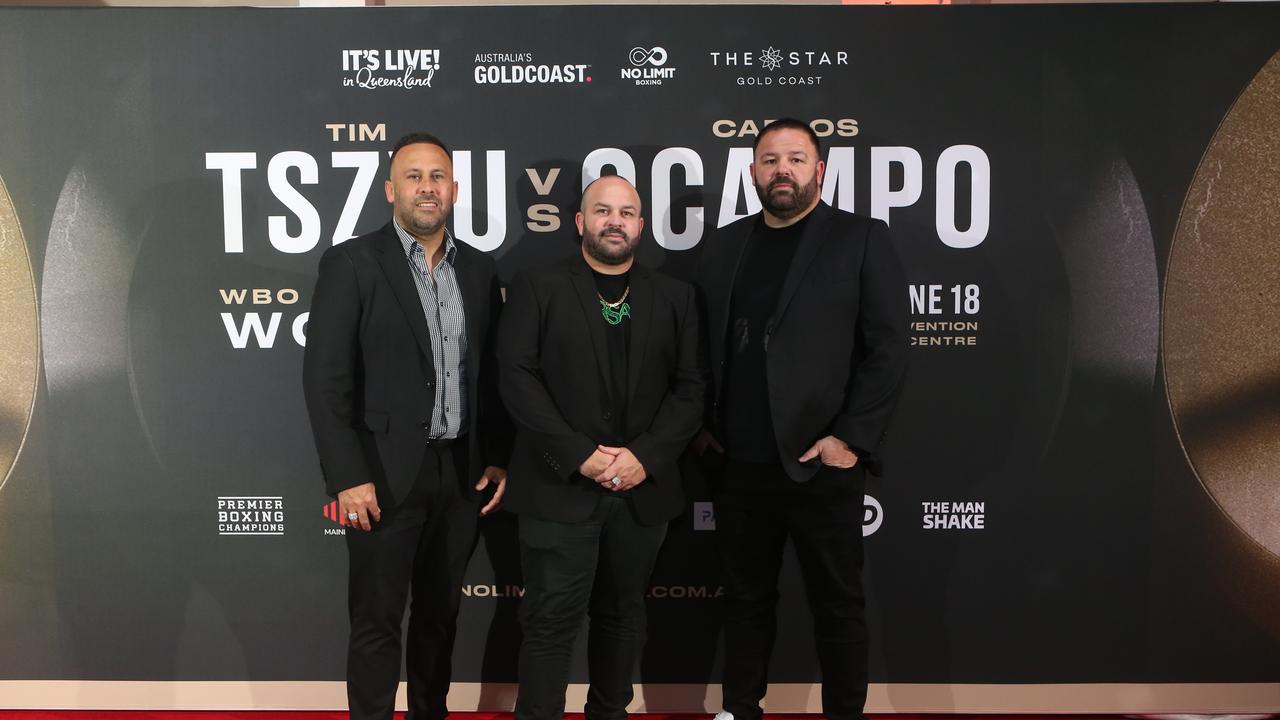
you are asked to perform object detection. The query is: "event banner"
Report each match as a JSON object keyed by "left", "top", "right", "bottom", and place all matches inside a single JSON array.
[{"left": 0, "top": 3, "right": 1278, "bottom": 712}]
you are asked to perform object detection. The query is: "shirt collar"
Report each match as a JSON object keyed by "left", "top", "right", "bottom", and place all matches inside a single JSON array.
[{"left": 393, "top": 218, "right": 457, "bottom": 267}]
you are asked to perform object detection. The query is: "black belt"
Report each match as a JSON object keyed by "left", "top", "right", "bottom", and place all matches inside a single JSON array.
[{"left": 425, "top": 433, "right": 466, "bottom": 448}]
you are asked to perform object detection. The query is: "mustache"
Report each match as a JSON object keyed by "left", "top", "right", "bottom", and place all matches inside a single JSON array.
[
  {"left": 768, "top": 177, "right": 799, "bottom": 192},
  {"left": 600, "top": 226, "right": 628, "bottom": 239}
]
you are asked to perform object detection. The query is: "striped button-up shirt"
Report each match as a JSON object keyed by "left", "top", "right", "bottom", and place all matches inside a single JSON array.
[{"left": 394, "top": 219, "right": 468, "bottom": 439}]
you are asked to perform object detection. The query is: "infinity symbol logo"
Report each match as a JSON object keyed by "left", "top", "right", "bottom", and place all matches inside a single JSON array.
[{"left": 629, "top": 46, "right": 668, "bottom": 67}]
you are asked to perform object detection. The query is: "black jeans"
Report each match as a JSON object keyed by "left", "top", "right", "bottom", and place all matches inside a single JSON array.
[
  {"left": 344, "top": 442, "right": 478, "bottom": 720},
  {"left": 714, "top": 461, "right": 868, "bottom": 720},
  {"left": 515, "top": 494, "right": 668, "bottom": 720}
]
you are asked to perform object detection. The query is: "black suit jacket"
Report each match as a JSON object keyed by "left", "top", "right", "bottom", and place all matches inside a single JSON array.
[
  {"left": 696, "top": 202, "right": 908, "bottom": 480},
  {"left": 497, "top": 257, "right": 706, "bottom": 525},
  {"left": 302, "top": 221, "right": 509, "bottom": 505}
]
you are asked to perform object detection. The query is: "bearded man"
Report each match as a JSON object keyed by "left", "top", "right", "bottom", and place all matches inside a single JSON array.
[
  {"left": 497, "top": 174, "right": 705, "bottom": 720},
  {"left": 694, "top": 118, "right": 909, "bottom": 720}
]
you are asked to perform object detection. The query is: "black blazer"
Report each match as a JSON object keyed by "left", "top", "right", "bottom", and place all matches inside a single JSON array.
[
  {"left": 302, "top": 221, "right": 509, "bottom": 504},
  {"left": 497, "top": 257, "right": 706, "bottom": 525},
  {"left": 696, "top": 202, "right": 908, "bottom": 480}
]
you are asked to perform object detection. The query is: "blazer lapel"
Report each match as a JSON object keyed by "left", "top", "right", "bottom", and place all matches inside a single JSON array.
[
  {"left": 372, "top": 224, "right": 436, "bottom": 363},
  {"left": 567, "top": 259, "right": 615, "bottom": 403},
  {"left": 770, "top": 202, "right": 834, "bottom": 330},
  {"left": 624, "top": 264, "right": 654, "bottom": 407}
]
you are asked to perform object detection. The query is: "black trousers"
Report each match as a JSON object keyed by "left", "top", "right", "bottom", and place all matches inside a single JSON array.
[
  {"left": 714, "top": 461, "right": 868, "bottom": 720},
  {"left": 345, "top": 442, "right": 478, "bottom": 720},
  {"left": 514, "top": 494, "right": 668, "bottom": 720}
]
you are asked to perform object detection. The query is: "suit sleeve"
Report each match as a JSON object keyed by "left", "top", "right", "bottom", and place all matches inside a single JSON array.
[
  {"left": 479, "top": 267, "right": 514, "bottom": 469},
  {"left": 627, "top": 283, "right": 708, "bottom": 478},
  {"left": 302, "top": 245, "right": 373, "bottom": 497},
  {"left": 830, "top": 219, "right": 909, "bottom": 470},
  {"left": 497, "top": 271, "right": 597, "bottom": 479}
]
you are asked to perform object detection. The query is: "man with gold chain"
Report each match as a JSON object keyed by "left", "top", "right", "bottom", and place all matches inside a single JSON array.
[{"left": 497, "top": 174, "right": 706, "bottom": 720}]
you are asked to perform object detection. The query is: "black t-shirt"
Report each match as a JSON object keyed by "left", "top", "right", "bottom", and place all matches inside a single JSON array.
[
  {"left": 722, "top": 215, "right": 807, "bottom": 463},
  {"left": 592, "top": 267, "right": 631, "bottom": 444}
]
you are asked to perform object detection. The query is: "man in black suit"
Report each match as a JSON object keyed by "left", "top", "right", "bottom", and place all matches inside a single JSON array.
[
  {"left": 303, "top": 131, "right": 509, "bottom": 720},
  {"left": 498, "top": 175, "right": 705, "bottom": 720},
  {"left": 695, "top": 119, "right": 908, "bottom": 720}
]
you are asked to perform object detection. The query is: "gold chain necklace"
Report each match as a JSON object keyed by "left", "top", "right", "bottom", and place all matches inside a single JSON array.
[
  {"left": 597, "top": 286, "right": 630, "bottom": 308},
  {"left": 597, "top": 286, "right": 631, "bottom": 325}
]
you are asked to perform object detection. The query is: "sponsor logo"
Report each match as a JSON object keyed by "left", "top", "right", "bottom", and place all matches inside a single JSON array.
[
  {"left": 708, "top": 46, "right": 848, "bottom": 87},
  {"left": 693, "top": 501, "right": 715, "bottom": 530},
  {"left": 473, "top": 51, "right": 591, "bottom": 85},
  {"left": 759, "top": 46, "right": 784, "bottom": 71},
  {"left": 631, "top": 46, "right": 668, "bottom": 67},
  {"left": 217, "top": 496, "right": 284, "bottom": 536},
  {"left": 922, "top": 501, "right": 986, "bottom": 530},
  {"left": 322, "top": 500, "right": 349, "bottom": 536},
  {"left": 621, "top": 46, "right": 677, "bottom": 86},
  {"left": 341, "top": 49, "right": 440, "bottom": 90},
  {"left": 863, "top": 494, "right": 883, "bottom": 537}
]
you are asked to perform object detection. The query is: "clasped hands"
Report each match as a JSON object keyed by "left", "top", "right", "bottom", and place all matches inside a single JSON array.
[{"left": 580, "top": 445, "right": 646, "bottom": 492}]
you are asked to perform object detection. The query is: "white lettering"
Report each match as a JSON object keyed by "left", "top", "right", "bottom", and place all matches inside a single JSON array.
[
  {"left": 651, "top": 147, "right": 704, "bottom": 251},
  {"left": 221, "top": 312, "right": 282, "bottom": 349},
  {"left": 453, "top": 150, "right": 507, "bottom": 252},
  {"left": 292, "top": 312, "right": 309, "bottom": 347},
  {"left": 717, "top": 147, "right": 760, "bottom": 227},
  {"left": 820, "top": 147, "right": 856, "bottom": 213},
  {"left": 206, "top": 152, "right": 257, "bottom": 253},
  {"left": 582, "top": 148, "right": 638, "bottom": 188},
  {"left": 870, "top": 146, "right": 923, "bottom": 224},
  {"left": 331, "top": 151, "right": 380, "bottom": 244},
  {"left": 936, "top": 144, "right": 991, "bottom": 249},
  {"left": 267, "top": 151, "right": 321, "bottom": 253}
]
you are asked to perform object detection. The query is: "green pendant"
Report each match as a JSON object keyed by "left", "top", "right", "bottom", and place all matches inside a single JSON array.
[{"left": 601, "top": 301, "right": 631, "bottom": 325}]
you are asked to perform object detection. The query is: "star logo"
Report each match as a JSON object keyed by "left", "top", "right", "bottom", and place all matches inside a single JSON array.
[{"left": 759, "top": 46, "right": 784, "bottom": 71}]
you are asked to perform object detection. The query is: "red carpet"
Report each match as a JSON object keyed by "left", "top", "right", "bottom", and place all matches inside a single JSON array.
[{"left": 0, "top": 707, "right": 1146, "bottom": 712}]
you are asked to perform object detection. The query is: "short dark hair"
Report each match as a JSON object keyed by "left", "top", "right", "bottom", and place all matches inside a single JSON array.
[
  {"left": 390, "top": 132, "right": 450, "bottom": 165},
  {"left": 753, "top": 117, "right": 821, "bottom": 157}
]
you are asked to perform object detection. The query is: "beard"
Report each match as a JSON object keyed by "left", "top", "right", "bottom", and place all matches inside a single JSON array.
[
  {"left": 755, "top": 174, "right": 819, "bottom": 220},
  {"left": 582, "top": 226, "right": 637, "bottom": 265},
  {"left": 397, "top": 194, "right": 451, "bottom": 238}
]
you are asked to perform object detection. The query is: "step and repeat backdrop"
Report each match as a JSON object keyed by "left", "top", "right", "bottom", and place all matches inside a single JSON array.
[{"left": 0, "top": 3, "right": 1278, "bottom": 712}]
